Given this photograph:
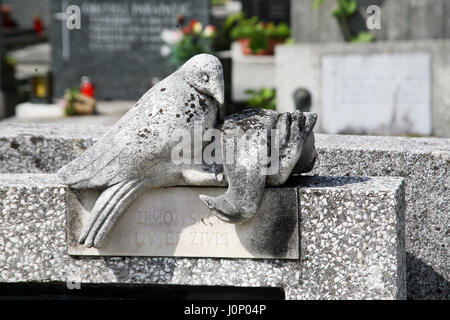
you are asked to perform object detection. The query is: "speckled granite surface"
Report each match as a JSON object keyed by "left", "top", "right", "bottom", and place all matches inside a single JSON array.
[
  {"left": 0, "top": 174, "right": 405, "bottom": 300},
  {"left": 0, "top": 124, "right": 447, "bottom": 299},
  {"left": 312, "top": 134, "right": 449, "bottom": 300}
]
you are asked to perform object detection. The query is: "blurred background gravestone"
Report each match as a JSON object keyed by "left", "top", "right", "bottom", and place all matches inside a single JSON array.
[
  {"left": 241, "top": 0, "right": 290, "bottom": 24},
  {"left": 50, "top": 0, "right": 209, "bottom": 100},
  {"left": 275, "top": 0, "right": 450, "bottom": 137}
]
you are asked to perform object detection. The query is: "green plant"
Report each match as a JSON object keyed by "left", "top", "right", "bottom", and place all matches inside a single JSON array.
[
  {"left": 63, "top": 88, "right": 79, "bottom": 116},
  {"left": 245, "top": 88, "right": 276, "bottom": 110},
  {"left": 350, "top": 31, "right": 373, "bottom": 43},
  {"left": 224, "top": 11, "right": 246, "bottom": 32},
  {"left": 264, "top": 22, "right": 291, "bottom": 39},
  {"left": 210, "top": 0, "right": 227, "bottom": 6},
  {"left": 313, "top": 0, "right": 373, "bottom": 43},
  {"left": 230, "top": 16, "right": 290, "bottom": 53}
]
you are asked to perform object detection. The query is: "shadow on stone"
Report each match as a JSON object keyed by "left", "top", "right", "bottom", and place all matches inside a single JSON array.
[
  {"left": 235, "top": 188, "right": 298, "bottom": 258},
  {"left": 406, "top": 252, "right": 450, "bottom": 300},
  {"left": 285, "top": 175, "right": 370, "bottom": 188},
  {"left": 0, "top": 282, "right": 284, "bottom": 300}
]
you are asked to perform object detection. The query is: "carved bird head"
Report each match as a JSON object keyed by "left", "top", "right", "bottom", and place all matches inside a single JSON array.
[{"left": 180, "top": 54, "right": 224, "bottom": 105}]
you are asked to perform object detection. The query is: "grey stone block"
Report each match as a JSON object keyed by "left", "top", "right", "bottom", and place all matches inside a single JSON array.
[
  {"left": 0, "top": 123, "right": 107, "bottom": 173},
  {"left": 0, "top": 174, "right": 405, "bottom": 300},
  {"left": 0, "top": 123, "right": 447, "bottom": 299},
  {"left": 312, "top": 134, "right": 450, "bottom": 300}
]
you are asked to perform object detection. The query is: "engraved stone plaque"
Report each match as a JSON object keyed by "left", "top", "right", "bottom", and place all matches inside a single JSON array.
[
  {"left": 67, "top": 187, "right": 299, "bottom": 259},
  {"left": 321, "top": 52, "right": 431, "bottom": 135}
]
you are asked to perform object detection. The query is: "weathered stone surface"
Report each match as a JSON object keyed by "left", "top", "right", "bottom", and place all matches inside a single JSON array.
[
  {"left": 199, "top": 109, "right": 317, "bottom": 224},
  {"left": 67, "top": 186, "right": 299, "bottom": 259},
  {"left": 311, "top": 134, "right": 449, "bottom": 300},
  {"left": 54, "top": 55, "right": 318, "bottom": 248},
  {"left": 58, "top": 54, "right": 224, "bottom": 248},
  {"left": 0, "top": 174, "right": 406, "bottom": 300},
  {"left": 0, "top": 124, "right": 447, "bottom": 299},
  {"left": 0, "top": 123, "right": 107, "bottom": 173}
]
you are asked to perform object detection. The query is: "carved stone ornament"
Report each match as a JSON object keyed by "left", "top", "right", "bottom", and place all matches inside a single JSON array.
[{"left": 58, "top": 54, "right": 317, "bottom": 248}]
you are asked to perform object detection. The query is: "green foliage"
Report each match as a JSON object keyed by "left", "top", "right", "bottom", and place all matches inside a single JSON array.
[
  {"left": 229, "top": 16, "right": 259, "bottom": 39},
  {"left": 170, "top": 35, "right": 215, "bottom": 67},
  {"left": 332, "top": 0, "right": 357, "bottom": 18},
  {"left": 3, "top": 54, "right": 17, "bottom": 66},
  {"left": 313, "top": 0, "right": 328, "bottom": 9},
  {"left": 224, "top": 11, "right": 246, "bottom": 32},
  {"left": 210, "top": 0, "right": 227, "bottom": 6},
  {"left": 230, "top": 16, "right": 290, "bottom": 53},
  {"left": 245, "top": 88, "right": 276, "bottom": 110},
  {"left": 64, "top": 88, "right": 80, "bottom": 116},
  {"left": 351, "top": 31, "right": 374, "bottom": 42},
  {"left": 264, "top": 22, "right": 291, "bottom": 39}
]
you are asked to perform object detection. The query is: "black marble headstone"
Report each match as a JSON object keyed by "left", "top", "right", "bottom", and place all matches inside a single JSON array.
[
  {"left": 50, "top": 0, "right": 209, "bottom": 100},
  {"left": 240, "top": 0, "right": 290, "bottom": 24}
]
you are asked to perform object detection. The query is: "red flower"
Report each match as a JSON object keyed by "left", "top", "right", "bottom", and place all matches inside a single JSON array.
[
  {"left": 188, "top": 19, "right": 198, "bottom": 29},
  {"left": 33, "top": 16, "right": 44, "bottom": 34},
  {"left": 183, "top": 26, "right": 191, "bottom": 35}
]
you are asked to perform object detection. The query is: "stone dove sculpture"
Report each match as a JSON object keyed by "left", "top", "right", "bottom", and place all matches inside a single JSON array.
[
  {"left": 58, "top": 54, "right": 224, "bottom": 248},
  {"left": 59, "top": 53, "right": 318, "bottom": 249}
]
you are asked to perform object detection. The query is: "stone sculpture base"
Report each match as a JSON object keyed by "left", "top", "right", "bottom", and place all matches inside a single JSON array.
[{"left": 0, "top": 174, "right": 405, "bottom": 299}]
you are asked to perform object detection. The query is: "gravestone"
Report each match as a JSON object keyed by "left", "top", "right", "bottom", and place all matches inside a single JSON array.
[
  {"left": 321, "top": 52, "right": 431, "bottom": 135},
  {"left": 275, "top": 41, "right": 450, "bottom": 137},
  {"left": 50, "top": 0, "right": 209, "bottom": 100},
  {"left": 241, "top": 0, "right": 290, "bottom": 24}
]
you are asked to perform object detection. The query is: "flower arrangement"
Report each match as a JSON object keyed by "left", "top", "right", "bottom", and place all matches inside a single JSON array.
[
  {"left": 160, "top": 18, "right": 217, "bottom": 67},
  {"left": 230, "top": 15, "right": 291, "bottom": 55}
]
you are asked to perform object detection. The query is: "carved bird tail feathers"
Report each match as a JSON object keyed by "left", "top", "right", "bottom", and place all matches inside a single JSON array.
[
  {"left": 57, "top": 137, "right": 122, "bottom": 189},
  {"left": 78, "top": 179, "right": 146, "bottom": 248}
]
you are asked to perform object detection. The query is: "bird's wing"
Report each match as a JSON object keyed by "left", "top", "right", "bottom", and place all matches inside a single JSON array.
[{"left": 57, "top": 97, "right": 151, "bottom": 189}]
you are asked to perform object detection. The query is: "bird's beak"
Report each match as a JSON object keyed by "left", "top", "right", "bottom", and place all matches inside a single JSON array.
[{"left": 213, "top": 83, "right": 224, "bottom": 105}]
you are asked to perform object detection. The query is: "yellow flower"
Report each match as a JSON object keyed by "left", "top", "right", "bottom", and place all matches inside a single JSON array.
[
  {"left": 203, "top": 25, "right": 216, "bottom": 38},
  {"left": 192, "top": 21, "right": 203, "bottom": 34}
]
